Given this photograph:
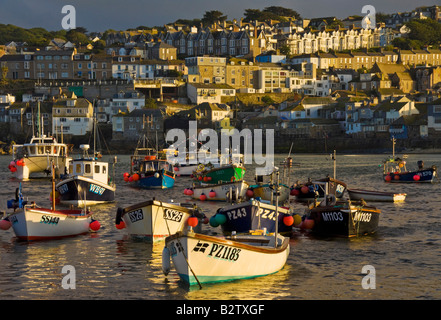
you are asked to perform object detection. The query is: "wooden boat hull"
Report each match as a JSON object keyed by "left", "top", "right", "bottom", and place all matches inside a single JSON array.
[
  {"left": 305, "top": 203, "right": 380, "bottom": 237},
  {"left": 383, "top": 168, "right": 436, "bottom": 183},
  {"left": 347, "top": 189, "right": 406, "bottom": 202},
  {"left": 215, "top": 200, "right": 293, "bottom": 236},
  {"left": 4, "top": 207, "right": 93, "bottom": 241},
  {"left": 189, "top": 180, "right": 249, "bottom": 201},
  {"left": 56, "top": 176, "right": 116, "bottom": 206},
  {"left": 115, "top": 200, "right": 204, "bottom": 242},
  {"left": 164, "top": 231, "right": 289, "bottom": 286}
]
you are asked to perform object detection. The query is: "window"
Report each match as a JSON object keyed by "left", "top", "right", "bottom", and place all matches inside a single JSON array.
[
  {"left": 95, "top": 165, "right": 100, "bottom": 173},
  {"left": 76, "top": 164, "right": 82, "bottom": 173}
]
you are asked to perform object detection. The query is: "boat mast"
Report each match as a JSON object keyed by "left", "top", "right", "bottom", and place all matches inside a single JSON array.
[
  {"left": 37, "top": 101, "right": 41, "bottom": 138},
  {"left": 274, "top": 170, "right": 280, "bottom": 248},
  {"left": 392, "top": 136, "right": 396, "bottom": 159},
  {"left": 332, "top": 150, "right": 336, "bottom": 180},
  {"left": 51, "top": 161, "right": 56, "bottom": 210}
]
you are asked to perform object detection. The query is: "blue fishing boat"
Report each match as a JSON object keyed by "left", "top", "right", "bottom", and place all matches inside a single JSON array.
[
  {"left": 383, "top": 138, "right": 438, "bottom": 183},
  {"left": 125, "top": 147, "right": 175, "bottom": 189}
]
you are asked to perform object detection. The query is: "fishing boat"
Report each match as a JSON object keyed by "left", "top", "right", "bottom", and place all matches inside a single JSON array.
[
  {"left": 299, "top": 181, "right": 380, "bottom": 237},
  {"left": 246, "top": 163, "right": 292, "bottom": 204},
  {"left": 210, "top": 199, "right": 294, "bottom": 236},
  {"left": 115, "top": 199, "right": 207, "bottom": 241},
  {"left": 56, "top": 144, "right": 116, "bottom": 206},
  {"left": 163, "top": 229, "right": 290, "bottom": 287},
  {"left": 0, "top": 170, "right": 100, "bottom": 241},
  {"left": 185, "top": 180, "right": 249, "bottom": 202},
  {"left": 382, "top": 137, "right": 437, "bottom": 183},
  {"left": 171, "top": 150, "right": 220, "bottom": 176},
  {"left": 125, "top": 147, "right": 175, "bottom": 189},
  {"left": 8, "top": 102, "right": 71, "bottom": 180},
  {"left": 347, "top": 188, "right": 406, "bottom": 202},
  {"left": 191, "top": 153, "right": 245, "bottom": 184},
  {"left": 9, "top": 135, "right": 71, "bottom": 180},
  {"left": 291, "top": 177, "right": 347, "bottom": 202},
  {"left": 210, "top": 170, "right": 294, "bottom": 236}
]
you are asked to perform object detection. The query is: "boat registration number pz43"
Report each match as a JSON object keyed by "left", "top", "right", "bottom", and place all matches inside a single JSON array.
[
  {"left": 224, "top": 207, "right": 247, "bottom": 220},
  {"left": 128, "top": 209, "right": 144, "bottom": 223}
]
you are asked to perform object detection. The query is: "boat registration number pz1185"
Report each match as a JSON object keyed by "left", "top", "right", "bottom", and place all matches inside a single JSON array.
[
  {"left": 128, "top": 209, "right": 143, "bottom": 223},
  {"left": 163, "top": 209, "right": 184, "bottom": 222}
]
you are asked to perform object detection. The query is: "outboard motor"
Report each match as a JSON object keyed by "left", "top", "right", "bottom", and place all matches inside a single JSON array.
[{"left": 417, "top": 160, "right": 424, "bottom": 170}]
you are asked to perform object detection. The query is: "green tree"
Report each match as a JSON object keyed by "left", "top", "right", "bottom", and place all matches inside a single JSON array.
[
  {"left": 263, "top": 6, "right": 301, "bottom": 19},
  {"left": 201, "top": 10, "right": 227, "bottom": 26},
  {"left": 144, "top": 98, "right": 157, "bottom": 109}
]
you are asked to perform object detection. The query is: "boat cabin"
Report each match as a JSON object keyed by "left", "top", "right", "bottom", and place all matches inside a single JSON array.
[
  {"left": 138, "top": 159, "right": 173, "bottom": 174},
  {"left": 68, "top": 159, "right": 109, "bottom": 185},
  {"left": 13, "top": 135, "right": 68, "bottom": 159}
]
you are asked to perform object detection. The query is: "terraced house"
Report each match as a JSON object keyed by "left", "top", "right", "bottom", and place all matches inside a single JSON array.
[{"left": 52, "top": 92, "right": 94, "bottom": 136}]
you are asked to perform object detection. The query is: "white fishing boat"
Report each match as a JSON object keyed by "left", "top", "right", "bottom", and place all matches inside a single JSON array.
[
  {"left": 163, "top": 173, "right": 290, "bottom": 287},
  {"left": 10, "top": 135, "right": 71, "bottom": 180},
  {"left": 246, "top": 164, "right": 292, "bottom": 204},
  {"left": 347, "top": 188, "right": 406, "bottom": 202},
  {"left": 0, "top": 179, "right": 99, "bottom": 241},
  {"left": 163, "top": 229, "right": 289, "bottom": 287},
  {"left": 8, "top": 102, "right": 71, "bottom": 180},
  {"left": 56, "top": 144, "right": 116, "bottom": 206},
  {"left": 185, "top": 180, "right": 249, "bottom": 202},
  {"left": 115, "top": 200, "right": 207, "bottom": 242}
]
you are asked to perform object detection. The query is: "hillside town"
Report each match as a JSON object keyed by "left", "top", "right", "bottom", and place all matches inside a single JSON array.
[{"left": 1, "top": 5, "right": 441, "bottom": 153}]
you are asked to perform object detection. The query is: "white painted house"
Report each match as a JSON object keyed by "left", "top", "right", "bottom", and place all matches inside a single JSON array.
[{"left": 52, "top": 93, "right": 94, "bottom": 136}]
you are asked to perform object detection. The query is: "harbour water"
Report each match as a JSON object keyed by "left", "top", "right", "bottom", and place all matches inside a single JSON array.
[{"left": 1, "top": 153, "right": 441, "bottom": 300}]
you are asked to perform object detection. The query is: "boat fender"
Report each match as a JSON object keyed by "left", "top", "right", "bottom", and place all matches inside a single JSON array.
[
  {"left": 0, "top": 218, "right": 12, "bottom": 230},
  {"left": 162, "top": 246, "right": 171, "bottom": 276},
  {"left": 115, "top": 207, "right": 124, "bottom": 225}
]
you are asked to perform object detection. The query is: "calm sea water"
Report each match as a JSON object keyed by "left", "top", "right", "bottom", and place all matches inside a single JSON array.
[{"left": 1, "top": 153, "right": 441, "bottom": 301}]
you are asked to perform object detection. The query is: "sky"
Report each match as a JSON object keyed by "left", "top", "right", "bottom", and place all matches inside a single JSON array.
[{"left": 0, "top": 0, "right": 437, "bottom": 32}]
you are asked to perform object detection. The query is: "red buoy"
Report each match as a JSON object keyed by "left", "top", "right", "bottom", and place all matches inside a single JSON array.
[
  {"left": 187, "top": 216, "right": 198, "bottom": 227},
  {"left": 89, "top": 220, "right": 101, "bottom": 231}
]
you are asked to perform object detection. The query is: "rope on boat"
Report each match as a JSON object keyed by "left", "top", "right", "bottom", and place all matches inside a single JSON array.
[{"left": 162, "top": 201, "right": 203, "bottom": 289}]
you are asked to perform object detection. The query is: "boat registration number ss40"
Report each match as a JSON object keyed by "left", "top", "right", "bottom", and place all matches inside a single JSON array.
[
  {"left": 163, "top": 209, "right": 184, "bottom": 222},
  {"left": 128, "top": 209, "right": 143, "bottom": 223}
]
